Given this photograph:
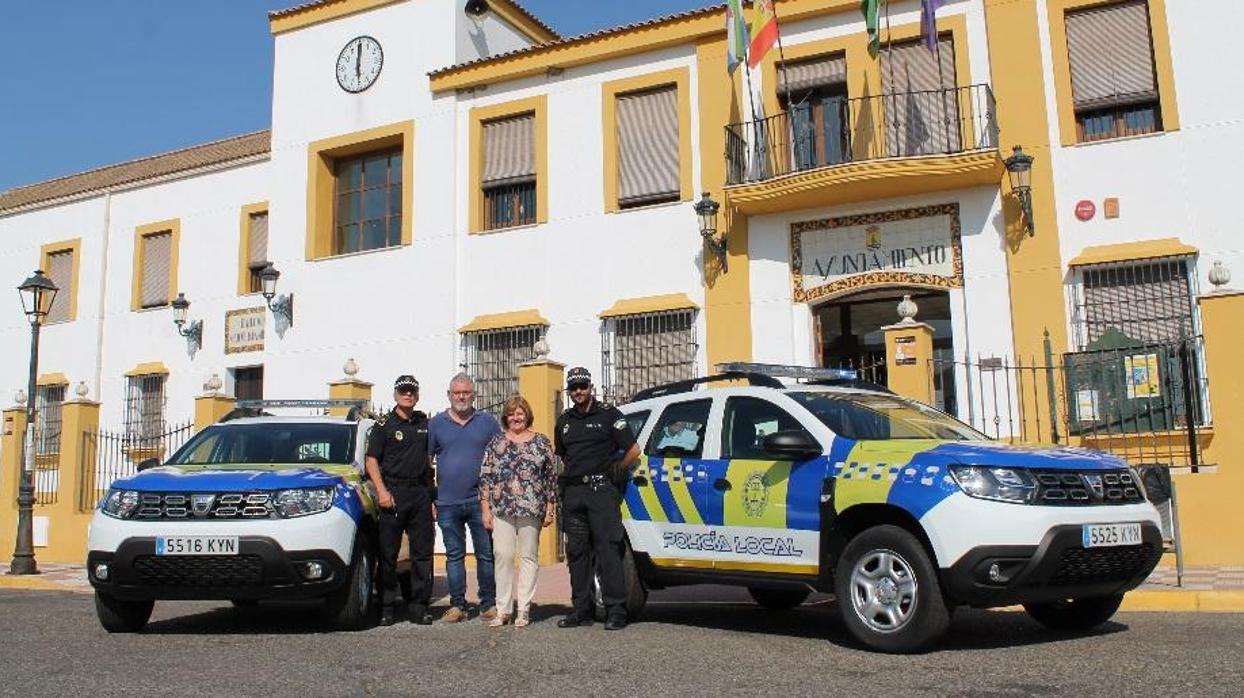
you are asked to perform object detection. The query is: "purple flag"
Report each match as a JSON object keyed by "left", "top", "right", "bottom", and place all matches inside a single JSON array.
[{"left": 922, "top": 0, "right": 947, "bottom": 52}]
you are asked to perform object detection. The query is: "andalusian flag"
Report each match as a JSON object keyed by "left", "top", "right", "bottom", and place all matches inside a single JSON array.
[
  {"left": 861, "top": 0, "right": 880, "bottom": 58},
  {"left": 726, "top": 0, "right": 749, "bottom": 74},
  {"left": 748, "top": 0, "right": 779, "bottom": 69}
]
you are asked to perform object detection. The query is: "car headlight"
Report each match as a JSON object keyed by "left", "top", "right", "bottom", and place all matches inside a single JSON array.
[
  {"left": 1128, "top": 467, "right": 1148, "bottom": 500},
  {"left": 274, "top": 487, "right": 335, "bottom": 518},
  {"left": 101, "top": 489, "right": 140, "bottom": 519},
  {"left": 949, "top": 466, "right": 1038, "bottom": 504}
]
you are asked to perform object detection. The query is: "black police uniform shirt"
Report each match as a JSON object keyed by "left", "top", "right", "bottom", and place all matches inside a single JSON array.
[
  {"left": 554, "top": 399, "right": 636, "bottom": 479},
  {"left": 367, "top": 409, "right": 431, "bottom": 484}
]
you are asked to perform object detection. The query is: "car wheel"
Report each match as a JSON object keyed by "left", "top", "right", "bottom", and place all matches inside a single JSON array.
[
  {"left": 325, "top": 542, "right": 374, "bottom": 630},
  {"left": 747, "top": 587, "right": 810, "bottom": 610},
  {"left": 1024, "top": 594, "right": 1124, "bottom": 631},
  {"left": 94, "top": 591, "right": 154, "bottom": 633},
  {"left": 835, "top": 525, "right": 949, "bottom": 653},
  {"left": 592, "top": 546, "right": 648, "bottom": 623}
]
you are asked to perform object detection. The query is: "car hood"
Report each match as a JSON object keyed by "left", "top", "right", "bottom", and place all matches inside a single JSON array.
[
  {"left": 921, "top": 440, "right": 1130, "bottom": 471},
  {"left": 110, "top": 464, "right": 355, "bottom": 492}
]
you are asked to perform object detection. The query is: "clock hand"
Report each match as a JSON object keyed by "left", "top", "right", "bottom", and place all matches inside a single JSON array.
[{"left": 355, "top": 40, "right": 361, "bottom": 79}]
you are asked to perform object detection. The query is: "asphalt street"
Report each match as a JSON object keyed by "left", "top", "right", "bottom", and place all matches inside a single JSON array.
[{"left": 1, "top": 588, "right": 1241, "bottom": 697}]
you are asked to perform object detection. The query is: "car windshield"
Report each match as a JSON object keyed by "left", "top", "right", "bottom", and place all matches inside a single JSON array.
[
  {"left": 789, "top": 392, "right": 988, "bottom": 441},
  {"left": 165, "top": 423, "right": 356, "bottom": 466}
]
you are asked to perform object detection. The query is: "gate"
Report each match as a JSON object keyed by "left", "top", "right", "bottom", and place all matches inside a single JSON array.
[{"left": 77, "top": 420, "right": 194, "bottom": 511}]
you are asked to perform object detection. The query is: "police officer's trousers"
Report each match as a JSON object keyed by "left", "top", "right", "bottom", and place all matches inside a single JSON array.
[
  {"left": 562, "top": 480, "right": 627, "bottom": 622},
  {"left": 377, "top": 483, "right": 434, "bottom": 612}
]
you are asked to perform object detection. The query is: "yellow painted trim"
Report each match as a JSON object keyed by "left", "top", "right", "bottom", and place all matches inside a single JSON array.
[
  {"left": 1068, "top": 238, "right": 1198, "bottom": 267},
  {"left": 430, "top": 0, "right": 864, "bottom": 93},
  {"left": 468, "top": 95, "right": 548, "bottom": 234},
  {"left": 457, "top": 309, "right": 550, "bottom": 334},
  {"left": 124, "top": 361, "right": 169, "bottom": 377},
  {"left": 237, "top": 201, "right": 269, "bottom": 296},
  {"left": 601, "top": 67, "right": 693, "bottom": 212},
  {"left": 39, "top": 238, "right": 82, "bottom": 324},
  {"left": 648, "top": 557, "right": 819, "bottom": 575},
  {"left": 305, "top": 120, "right": 414, "bottom": 260},
  {"left": 1047, "top": 0, "right": 1180, "bottom": 146},
  {"left": 35, "top": 373, "right": 69, "bottom": 387},
  {"left": 130, "top": 219, "right": 180, "bottom": 312},
  {"left": 269, "top": 0, "right": 405, "bottom": 35},
  {"left": 489, "top": 0, "right": 559, "bottom": 44},
  {"left": 598, "top": 293, "right": 698, "bottom": 319}
]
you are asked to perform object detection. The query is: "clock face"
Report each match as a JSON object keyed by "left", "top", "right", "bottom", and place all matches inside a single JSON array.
[{"left": 336, "top": 36, "right": 383, "bottom": 93}]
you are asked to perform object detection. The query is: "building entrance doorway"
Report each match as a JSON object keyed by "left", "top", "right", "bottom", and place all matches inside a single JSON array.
[{"left": 813, "top": 289, "right": 957, "bottom": 414}]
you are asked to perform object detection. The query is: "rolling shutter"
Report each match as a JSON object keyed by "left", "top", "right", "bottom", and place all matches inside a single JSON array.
[
  {"left": 1065, "top": 0, "right": 1158, "bottom": 110},
  {"left": 616, "top": 86, "right": 681, "bottom": 206},
  {"left": 140, "top": 232, "right": 172, "bottom": 308},
  {"left": 482, "top": 113, "right": 535, "bottom": 186},
  {"left": 45, "top": 250, "right": 73, "bottom": 323}
]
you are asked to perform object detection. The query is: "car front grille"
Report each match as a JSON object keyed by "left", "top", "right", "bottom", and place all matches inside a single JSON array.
[
  {"left": 134, "top": 492, "right": 276, "bottom": 520},
  {"left": 132, "top": 555, "right": 265, "bottom": 588},
  {"left": 1034, "top": 470, "right": 1144, "bottom": 506},
  {"left": 1049, "top": 543, "right": 1155, "bottom": 586}
]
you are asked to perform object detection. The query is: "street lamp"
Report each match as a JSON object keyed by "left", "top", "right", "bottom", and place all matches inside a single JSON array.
[
  {"left": 10, "top": 270, "right": 58, "bottom": 575},
  {"left": 258, "top": 263, "right": 294, "bottom": 329},
  {"left": 1004, "top": 145, "right": 1035, "bottom": 236},
  {"left": 169, "top": 293, "right": 203, "bottom": 351},
  {"left": 694, "top": 192, "right": 727, "bottom": 272}
]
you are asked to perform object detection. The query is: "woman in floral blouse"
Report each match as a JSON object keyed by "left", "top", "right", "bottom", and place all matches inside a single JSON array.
[{"left": 480, "top": 395, "right": 557, "bottom": 627}]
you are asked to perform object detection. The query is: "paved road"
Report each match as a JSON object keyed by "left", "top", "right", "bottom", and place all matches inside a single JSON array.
[{"left": 1, "top": 588, "right": 1241, "bottom": 697}]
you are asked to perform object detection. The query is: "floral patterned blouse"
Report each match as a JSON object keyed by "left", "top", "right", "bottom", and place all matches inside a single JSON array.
[{"left": 479, "top": 432, "right": 557, "bottom": 519}]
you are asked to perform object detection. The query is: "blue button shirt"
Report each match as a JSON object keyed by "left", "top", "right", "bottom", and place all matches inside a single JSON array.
[{"left": 428, "top": 409, "right": 503, "bottom": 505}]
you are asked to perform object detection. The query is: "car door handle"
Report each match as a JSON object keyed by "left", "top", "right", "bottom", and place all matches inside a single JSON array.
[
  {"left": 632, "top": 475, "right": 649, "bottom": 487},
  {"left": 713, "top": 478, "right": 732, "bottom": 491}
]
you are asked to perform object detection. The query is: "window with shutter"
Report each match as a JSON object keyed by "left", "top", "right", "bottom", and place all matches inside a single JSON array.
[
  {"left": 615, "top": 86, "right": 680, "bottom": 208},
  {"left": 44, "top": 249, "right": 74, "bottom": 324},
  {"left": 777, "top": 53, "right": 849, "bottom": 170},
  {"left": 481, "top": 113, "right": 537, "bottom": 230},
  {"left": 247, "top": 211, "right": 269, "bottom": 293},
  {"left": 880, "top": 36, "right": 960, "bottom": 157},
  {"left": 1065, "top": 0, "right": 1162, "bottom": 142},
  {"left": 140, "top": 232, "right": 173, "bottom": 309}
]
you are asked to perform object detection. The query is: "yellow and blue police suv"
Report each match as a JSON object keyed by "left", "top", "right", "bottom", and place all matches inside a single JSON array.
[{"left": 610, "top": 364, "right": 1163, "bottom": 653}]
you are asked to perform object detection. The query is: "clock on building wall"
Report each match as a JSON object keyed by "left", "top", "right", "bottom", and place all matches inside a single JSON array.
[{"left": 336, "top": 36, "right": 383, "bottom": 93}]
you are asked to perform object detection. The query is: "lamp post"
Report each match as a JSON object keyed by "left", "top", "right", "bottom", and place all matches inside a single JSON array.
[
  {"left": 1004, "top": 145, "right": 1035, "bottom": 236},
  {"left": 10, "top": 270, "right": 58, "bottom": 575},
  {"left": 694, "top": 192, "right": 727, "bottom": 272}
]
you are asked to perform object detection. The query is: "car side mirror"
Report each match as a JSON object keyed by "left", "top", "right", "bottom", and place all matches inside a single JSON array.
[
  {"left": 761, "top": 430, "right": 822, "bottom": 461},
  {"left": 136, "top": 457, "right": 160, "bottom": 472}
]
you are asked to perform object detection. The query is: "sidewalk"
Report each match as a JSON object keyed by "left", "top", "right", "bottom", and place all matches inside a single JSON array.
[{"left": 3, "top": 561, "right": 1242, "bottom": 613}]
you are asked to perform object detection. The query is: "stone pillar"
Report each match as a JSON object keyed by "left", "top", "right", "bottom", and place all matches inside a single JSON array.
[
  {"left": 1, "top": 404, "right": 27, "bottom": 555},
  {"left": 882, "top": 296, "right": 936, "bottom": 405},
  {"left": 194, "top": 394, "right": 237, "bottom": 432},
  {"left": 328, "top": 358, "right": 372, "bottom": 417},
  {"left": 44, "top": 395, "right": 101, "bottom": 560},
  {"left": 518, "top": 358, "right": 565, "bottom": 566}
]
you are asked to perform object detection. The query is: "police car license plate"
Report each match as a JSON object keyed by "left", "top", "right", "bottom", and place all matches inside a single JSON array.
[
  {"left": 1081, "top": 523, "right": 1142, "bottom": 548},
  {"left": 156, "top": 536, "right": 239, "bottom": 555}
]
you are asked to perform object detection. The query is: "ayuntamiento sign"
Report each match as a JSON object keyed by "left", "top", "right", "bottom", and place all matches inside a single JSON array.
[
  {"left": 225, "top": 307, "right": 265, "bottom": 354},
  {"left": 790, "top": 203, "right": 964, "bottom": 303}
]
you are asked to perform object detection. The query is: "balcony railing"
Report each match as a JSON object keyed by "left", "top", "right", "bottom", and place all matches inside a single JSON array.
[{"left": 725, "top": 84, "right": 998, "bottom": 186}]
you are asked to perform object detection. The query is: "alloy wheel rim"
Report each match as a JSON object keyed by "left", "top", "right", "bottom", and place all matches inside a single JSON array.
[
  {"left": 849, "top": 548, "right": 918, "bottom": 633},
  {"left": 358, "top": 552, "right": 372, "bottom": 613}
]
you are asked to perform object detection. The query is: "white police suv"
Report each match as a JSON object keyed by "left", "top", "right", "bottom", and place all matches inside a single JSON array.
[
  {"left": 610, "top": 364, "right": 1164, "bottom": 652},
  {"left": 86, "top": 403, "right": 379, "bottom": 632}
]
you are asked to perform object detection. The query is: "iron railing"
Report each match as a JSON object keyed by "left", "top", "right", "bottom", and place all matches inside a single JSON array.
[
  {"left": 78, "top": 419, "right": 194, "bottom": 512},
  {"left": 482, "top": 180, "right": 536, "bottom": 231},
  {"left": 601, "top": 309, "right": 698, "bottom": 404},
  {"left": 725, "top": 83, "right": 998, "bottom": 186}
]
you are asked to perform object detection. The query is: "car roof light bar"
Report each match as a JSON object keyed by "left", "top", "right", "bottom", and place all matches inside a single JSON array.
[
  {"left": 234, "top": 399, "right": 368, "bottom": 409},
  {"left": 715, "top": 362, "right": 860, "bottom": 381}
]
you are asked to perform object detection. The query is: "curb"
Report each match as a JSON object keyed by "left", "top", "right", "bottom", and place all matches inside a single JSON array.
[
  {"left": 1122, "top": 589, "right": 1244, "bottom": 613},
  {"left": 0, "top": 575, "right": 80, "bottom": 592}
]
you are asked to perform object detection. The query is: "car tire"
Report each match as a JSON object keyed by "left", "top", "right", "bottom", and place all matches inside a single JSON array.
[
  {"left": 325, "top": 541, "right": 374, "bottom": 631},
  {"left": 835, "top": 525, "right": 949, "bottom": 654},
  {"left": 1023, "top": 594, "right": 1124, "bottom": 631},
  {"left": 592, "top": 546, "right": 648, "bottom": 623},
  {"left": 94, "top": 591, "right": 154, "bottom": 633},
  {"left": 747, "top": 587, "right": 811, "bottom": 610}
]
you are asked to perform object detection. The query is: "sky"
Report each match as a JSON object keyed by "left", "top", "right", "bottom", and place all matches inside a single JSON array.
[{"left": 0, "top": 0, "right": 711, "bottom": 193}]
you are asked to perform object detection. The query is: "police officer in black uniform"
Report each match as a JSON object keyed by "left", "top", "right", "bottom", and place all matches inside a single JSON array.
[
  {"left": 365, "top": 375, "right": 435, "bottom": 626},
  {"left": 554, "top": 367, "right": 641, "bottom": 630}
]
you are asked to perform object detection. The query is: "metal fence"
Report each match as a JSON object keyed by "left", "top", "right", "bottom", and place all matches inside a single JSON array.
[
  {"left": 725, "top": 83, "right": 998, "bottom": 185},
  {"left": 77, "top": 419, "right": 194, "bottom": 512}
]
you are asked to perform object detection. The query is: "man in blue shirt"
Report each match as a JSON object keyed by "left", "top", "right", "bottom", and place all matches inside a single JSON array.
[{"left": 428, "top": 373, "right": 502, "bottom": 622}]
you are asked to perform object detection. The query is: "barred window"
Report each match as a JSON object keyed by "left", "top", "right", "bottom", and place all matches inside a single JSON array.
[
  {"left": 1069, "top": 256, "right": 1196, "bottom": 350},
  {"left": 460, "top": 324, "right": 545, "bottom": 416},
  {"left": 34, "top": 384, "right": 66, "bottom": 456},
  {"left": 125, "top": 374, "right": 167, "bottom": 440},
  {"left": 601, "top": 309, "right": 698, "bottom": 404}
]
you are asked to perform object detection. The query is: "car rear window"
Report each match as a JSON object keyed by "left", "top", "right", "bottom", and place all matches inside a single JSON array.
[
  {"left": 789, "top": 392, "right": 987, "bottom": 441},
  {"left": 166, "top": 423, "right": 356, "bottom": 465}
]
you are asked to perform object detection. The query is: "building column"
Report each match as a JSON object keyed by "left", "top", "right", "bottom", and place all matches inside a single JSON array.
[
  {"left": 42, "top": 396, "right": 102, "bottom": 561},
  {"left": 518, "top": 358, "right": 565, "bottom": 566},
  {"left": 1, "top": 405, "right": 27, "bottom": 555}
]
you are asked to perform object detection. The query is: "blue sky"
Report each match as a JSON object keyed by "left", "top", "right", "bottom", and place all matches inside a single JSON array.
[{"left": 0, "top": 0, "right": 711, "bottom": 192}]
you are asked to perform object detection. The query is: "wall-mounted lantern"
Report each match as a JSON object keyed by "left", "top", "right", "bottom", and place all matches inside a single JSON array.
[
  {"left": 694, "top": 192, "right": 727, "bottom": 272},
  {"left": 169, "top": 293, "right": 203, "bottom": 351},
  {"left": 1004, "top": 145, "right": 1035, "bottom": 236},
  {"left": 259, "top": 263, "right": 294, "bottom": 331}
]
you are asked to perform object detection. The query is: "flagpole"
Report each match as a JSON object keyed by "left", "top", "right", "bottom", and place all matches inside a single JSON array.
[{"left": 770, "top": 0, "right": 792, "bottom": 107}]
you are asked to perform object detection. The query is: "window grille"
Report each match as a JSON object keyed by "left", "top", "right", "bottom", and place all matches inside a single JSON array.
[
  {"left": 334, "top": 148, "right": 402, "bottom": 254},
  {"left": 1065, "top": 0, "right": 1162, "bottom": 142},
  {"left": 460, "top": 325, "right": 546, "bottom": 416},
  {"left": 34, "top": 384, "right": 66, "bottom": 456},
  {"left": 1068, "top": 256, "right": 1197, "bottom": 350},
  {"left": 483, "top": 181, "right": 536, "bottom": 230},
  {"left": 125, "top": 374, "right": 167, "bottom": 441},
  {"left": 601, "top": 309, "right": 698, "bottom": 404}
]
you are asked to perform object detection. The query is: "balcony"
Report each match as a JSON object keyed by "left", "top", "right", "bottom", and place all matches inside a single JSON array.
[{"left": 723, "top": 84, "right": 1003, "bottom": 215}]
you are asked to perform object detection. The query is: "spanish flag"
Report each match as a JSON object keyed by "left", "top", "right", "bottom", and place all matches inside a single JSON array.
[{"left": 747, "top": 0, "right": 779, "bottom": 69}]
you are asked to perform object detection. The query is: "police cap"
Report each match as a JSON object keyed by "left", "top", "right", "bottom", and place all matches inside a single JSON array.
[
  {"left": 394, "top": 375, "right": 420, "bottom": 391},
  {"left": 566, "top": 367, "right": 592, "bottom": 387}
]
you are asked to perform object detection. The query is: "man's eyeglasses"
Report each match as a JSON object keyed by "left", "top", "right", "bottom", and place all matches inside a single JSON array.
[
  {"left": 396, "top": 387, "right": 418, "bottom": 396},
  {"left": 568, "top": 384, "right": 591, "bottom": 392}
]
